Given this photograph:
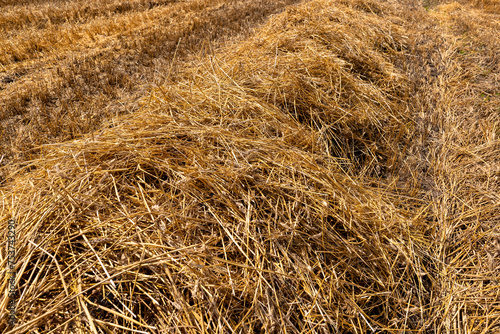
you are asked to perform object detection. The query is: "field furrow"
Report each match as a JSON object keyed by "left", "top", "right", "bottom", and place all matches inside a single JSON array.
[{"left": 0, "top": 0, "right": 177, "bottom": 33}]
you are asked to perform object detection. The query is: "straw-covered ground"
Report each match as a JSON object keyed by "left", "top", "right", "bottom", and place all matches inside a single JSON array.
[
  {"left": 0, "top": 0, "right": 302, "bottom": 164},
  {"left": 1, "top": 0, "right": 499, "bottom": 332}
]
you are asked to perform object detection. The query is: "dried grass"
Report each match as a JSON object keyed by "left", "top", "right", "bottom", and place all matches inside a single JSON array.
[
  {"left": 1, "top": 0, "right": 499, "bottom": 332},
  {"left": 0, "top": 0, "right": 302, "bottom": 165}
]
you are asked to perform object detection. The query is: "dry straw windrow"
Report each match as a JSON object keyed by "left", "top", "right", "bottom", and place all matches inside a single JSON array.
[
  {"left": 0, "top": 0, "right": 303, "bottom": 165},
  {"left": 1, "top": 0, "right": 499, "bottom": 333}
]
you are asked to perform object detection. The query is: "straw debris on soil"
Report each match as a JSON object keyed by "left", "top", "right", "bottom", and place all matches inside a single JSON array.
[{"left": 1, "top": 0, "right": 499, "bottom": 333}]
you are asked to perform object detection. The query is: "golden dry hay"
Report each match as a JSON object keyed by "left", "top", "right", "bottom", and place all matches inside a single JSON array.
[{"left": 0, "top": 0, "right": 499, "bottom": 332}]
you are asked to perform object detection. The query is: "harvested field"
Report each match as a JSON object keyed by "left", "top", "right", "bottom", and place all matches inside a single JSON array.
[
  {"left": 1, "top": 0, "right": 499, "bottom": 333},
  {"left": 0, "top": 0, "right": 302, "bottom": 164}
]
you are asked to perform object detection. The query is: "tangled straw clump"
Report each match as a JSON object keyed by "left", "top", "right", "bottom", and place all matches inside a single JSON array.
[
  {"left": 198, "top": 0, "right": 410, "bottom": 173},
  {"left": 1, "top": 0, "right": 499, "bottom": 332}
]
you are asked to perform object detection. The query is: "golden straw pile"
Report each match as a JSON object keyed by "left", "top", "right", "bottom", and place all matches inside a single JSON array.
[{"left": 1, "top": 0, "right": 499, "bottom": 332}]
